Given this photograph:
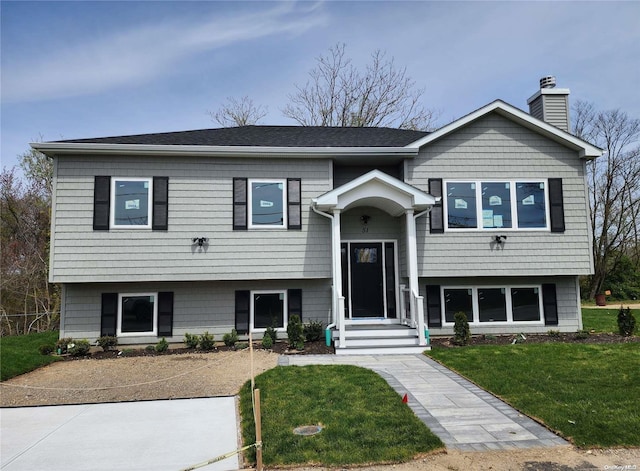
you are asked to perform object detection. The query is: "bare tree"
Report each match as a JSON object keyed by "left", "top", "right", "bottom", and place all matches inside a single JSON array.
[
  {"left": 573, "top": 100, "right": 640, "bottom": 298},
  {"left": 210, "top": 95, "right": 268, "bottom": 127},
  {"left": 282, "top": 43, "right": 438, "bottom": 130},
  {"left": 0, "top": 149, "right": 58, "bottom": 335}
]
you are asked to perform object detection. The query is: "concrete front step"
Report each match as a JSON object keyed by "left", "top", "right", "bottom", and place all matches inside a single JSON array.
[
  {"left": 335, "top": 344, "right": 430, "bottom": 355},
  {"left": 336, "top": 336, "right": 421, "bottom": 347},
  {"left": 340, "top": 328, "right": 419, "bottom": 338}
]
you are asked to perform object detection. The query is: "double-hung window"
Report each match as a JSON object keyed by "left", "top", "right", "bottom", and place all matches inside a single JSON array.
[
  {"left": 233, "top": 178, "right": 301, "bottom": 230},
  {"left": 117, "top": 293, "right": 158, "bottom": 336},
  {"left": 94, "top": 176, "right": 169, "bottom": 231},
  {"left": 112, "top": 178, "right": 152, "bottom": 228},
  {"left": 249, "top": 180, "right": 286, "bottom": 228},
  {"left": 444, "top": 180, "right": 550, "bottom": 230}
]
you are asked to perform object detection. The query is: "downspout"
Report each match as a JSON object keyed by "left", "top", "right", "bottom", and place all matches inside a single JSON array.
[
  {"left": 410, "top": 202, "right": 438, "bottom": 345},
  {"left": 311, "top": 204, "right": 338, "bottom": 334}
]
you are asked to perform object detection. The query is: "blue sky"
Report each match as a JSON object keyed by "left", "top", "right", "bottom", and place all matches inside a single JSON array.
[{"left": 2, "top": 1, "right": 639, "bottom": 174}]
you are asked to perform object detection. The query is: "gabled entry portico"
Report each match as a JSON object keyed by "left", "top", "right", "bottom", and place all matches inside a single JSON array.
[{"left": 313, "top": 170, "right": 438, "bottom": 354}]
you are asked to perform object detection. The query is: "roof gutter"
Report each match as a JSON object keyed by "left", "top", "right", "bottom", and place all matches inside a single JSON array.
[{"left": 30, "top": 142, "right": 419, "bottom": 158}]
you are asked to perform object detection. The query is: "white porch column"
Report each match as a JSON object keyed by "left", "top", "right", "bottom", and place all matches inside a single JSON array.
[
  {"left": 331, "top": 209, "right": 346, "bottom": 347},
  {"left": 406, "top": 209, "right": 427, "bottom": 345}
]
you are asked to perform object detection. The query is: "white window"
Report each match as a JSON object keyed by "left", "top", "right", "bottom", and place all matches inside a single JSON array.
[
  {"left": 445, "top": 180, "right": 549, "bottom": 231},
  {"left": 111, "top": 178, "right": 152, "bottom": 228},
  {"left": 117, "top": 293, "right": 158, "bottom": 336},
  {"left": 248, "top": 179, "right": 286, "bottom": 228},
  {"left": 250, "top": 290, "right": 287, "bottom": 331},
  {"left": 442, "top": 286, "right": 543, "bottom": 325}
]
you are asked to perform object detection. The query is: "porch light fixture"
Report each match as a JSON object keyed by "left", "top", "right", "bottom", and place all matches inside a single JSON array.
[
  {"left": 192, "top": 237, "right": 208, "bottom": 247},
  {"left": 360, "top": 215, "right": 371, "bottom": 225}
]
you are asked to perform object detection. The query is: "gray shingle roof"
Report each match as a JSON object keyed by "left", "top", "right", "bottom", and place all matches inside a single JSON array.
[{"left": 58, "top": 126, "right": 429, "bottom": 147}]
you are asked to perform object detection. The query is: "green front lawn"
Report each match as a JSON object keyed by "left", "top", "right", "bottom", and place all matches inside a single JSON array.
[
  {"left": 1, "top": 331, "right": 61, "bottom": 381},
  {"left": 239, "top": 365, "right": 443, "bottom": 466},
  {"left": 428, "top": 343, "right": 640, "bottom": 447}
]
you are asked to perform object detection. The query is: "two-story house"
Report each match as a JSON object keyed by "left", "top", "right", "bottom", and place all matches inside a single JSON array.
[{"left": 33, "top": 77, "right": 602, "bottom": 354}]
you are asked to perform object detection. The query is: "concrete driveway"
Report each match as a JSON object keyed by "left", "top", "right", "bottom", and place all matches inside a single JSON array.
[{"left": 1, "top": 397, "right": 239, "bottom": 471}]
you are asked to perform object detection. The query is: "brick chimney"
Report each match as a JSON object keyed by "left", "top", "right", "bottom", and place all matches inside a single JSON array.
[{"left": 527, "top": 76, "right": 570, "bottom": 132}]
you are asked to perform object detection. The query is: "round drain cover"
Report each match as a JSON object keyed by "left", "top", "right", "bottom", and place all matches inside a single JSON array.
[{"left": 293, "top": 425, "right": 322, "bottom": 436}]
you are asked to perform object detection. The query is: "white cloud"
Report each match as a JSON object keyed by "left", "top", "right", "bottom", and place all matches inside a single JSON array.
[{"left": 2, "top": 3, "right": 327, "bottom": 103}]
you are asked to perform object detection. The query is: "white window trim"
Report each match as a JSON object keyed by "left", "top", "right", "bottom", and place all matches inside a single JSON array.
[
  {"left": 250, "top": 289, "right": 288, "bottom": 332},
  {"left": 110, "top": 177, "right": 153, "bottom": 229},
  {"left": 248, "top": 179, "right": 287, "bottom": 229},
  {"left": 443, "top": 179, "right": 550, "bottom": 232},
  {"left": 117, "top": 292, "right": 158, "bottom": 337},
  {"left": 441, "top": 285, "right": 544, "bottom": 326}
]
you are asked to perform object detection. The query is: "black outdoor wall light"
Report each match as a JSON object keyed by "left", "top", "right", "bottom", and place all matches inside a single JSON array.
[
  {"left": 494, "top": 235, "right": 508, "bottom": 244},
  {"left": 192, "top": 237, "right": 208, "bottom": 247}
]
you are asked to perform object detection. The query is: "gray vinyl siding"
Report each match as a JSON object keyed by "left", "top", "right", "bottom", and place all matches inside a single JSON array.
[
  {"left": 60, "top": 279, "right": 331, "bottom": 344},
  {"left": 422, "top": 275, "right": 580, "bottom": 336},
  {"left": 542, "top": 95, "right": 570, "bottom": 132},
  {"left": 528, "top": 96, "right": 544, "bottom": 122},
  {"left": 50, "top": 155, "right": 333, "bottom": 283},
  {"left": 407, "top": 112, "right": 593, "bottom": 278}
]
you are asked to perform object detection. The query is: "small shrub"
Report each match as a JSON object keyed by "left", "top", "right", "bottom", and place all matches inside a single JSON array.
[
  {"left": 235, "top": 342, "right": 249, "bottom": 350},
  {"left": 295, "top": 340, "right": 305, "bottom": 351},
  {"left": 303, "top": 320, "right": 324, "bottom": 342},
  {"left": 56, "top": 337, "right": 73, "bottom": 354},
  {"left": 68, "top": 339, "right": 91, "bottom": 357},
  {"left": 261, "top": 332, "right": 273, "bottom": 349},
  {"left": 617, "top": 306, "right": 637, "bottom": 336},
  {"left": 39, "top": 344, "right": 55, "bottom": 355},
  {"left": 452, "top": 312, "right": 471, "bottom": 346},
  {"left": 575, "top": 329, "right": 590, "bottom": 340},
  {"left": 97, "top": 335, "right": 118, "bottom": 352},
  {"left": 120, "top": 348, "right": 135, "bottom": 357},
  {"left": 183, "top": 333, "right": 199, "bottom": 349},
  {"left": 223, "top": 329, "right": 239, "bottom": 347},
  {"left": 287, "top": 314, "right": 304, "bottom": 349},
  {"left": 547, "top": 329, "right": 561, "bottom": 337},
  {"left": 264, "top": 324, "right": 278, "bottom": 345},
  {"left": 199, "top": 331, "right": 216, "bottom": 351},
  {"left": 155, "top": 337, "right": 169, "bottom": 353},
  {"left": 145, "top": 345, "right": 156, "bottom": 352}
]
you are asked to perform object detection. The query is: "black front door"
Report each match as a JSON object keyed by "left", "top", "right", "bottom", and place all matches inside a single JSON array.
[{"left": 350, "top": 243, "right": 384, "bottom": 317}]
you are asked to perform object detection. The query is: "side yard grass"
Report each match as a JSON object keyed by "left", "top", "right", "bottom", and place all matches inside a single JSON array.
[
  {"left": 428, "top": 343, "right": 640, "bottom": 448},
  {"left": 582, "top": 307, "right": 637, "bottom": 333},
  {"left": 0, "top": 331, "right": 61, "bottom": 381},
  {"left": 239, "top": 365, "right": 443, "bottom": 466}
]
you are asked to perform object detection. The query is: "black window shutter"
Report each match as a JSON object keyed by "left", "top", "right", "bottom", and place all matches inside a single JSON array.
[
  {"left": 235, "top": 290, "right": 250, "bottom": 334},
  {"left": 288, "top": 289, "right": 303, "bottom": 322},
  {"left": 425, "top": 285, "right": 442, "bottom": 327},
  {"left": 152, "top": 177, "right": 169, "bottom": 230},
  {"left": 93, "top": 176, "right": 111, "bottom": 231},
  {"left": 101, "top": 293, "right": 118, "bottom": 336},
  {"left": 287, "top": 178, "right": 302, "bottom": 230},
  {"left": 549, "top": 178, "right": 565, "bottom": 233},
  {"left": 157, "top": 292, "right": 174, "bottom": 336},
  {"left": 233, "top": 178, "right": 248, "bottom": 230},
  {"left": 429, "top": 179, "right": 444, "bottom": 233},
  {"left": 542, "top": 283, "right": 559, "bottom": 325}
]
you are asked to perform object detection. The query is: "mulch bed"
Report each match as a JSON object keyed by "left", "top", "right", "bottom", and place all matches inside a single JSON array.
[
  {"left": 70, "top": 340, "right": 334, "bottom": 361},
  {"left": 430, "top": 332, "right": 640, "bottom": 348}
]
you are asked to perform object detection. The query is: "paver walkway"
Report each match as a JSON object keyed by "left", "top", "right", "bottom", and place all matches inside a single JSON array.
[{"left": 280, "top": 354, "right": 568, "bottom": 451}]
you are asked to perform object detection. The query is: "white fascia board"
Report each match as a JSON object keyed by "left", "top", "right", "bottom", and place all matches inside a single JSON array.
[
  {"left": 406, "top": 100, "right": 603, "bottom": 159},
  {"left": 29, "top": 142, "right": 418, "bottom": 158}
]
